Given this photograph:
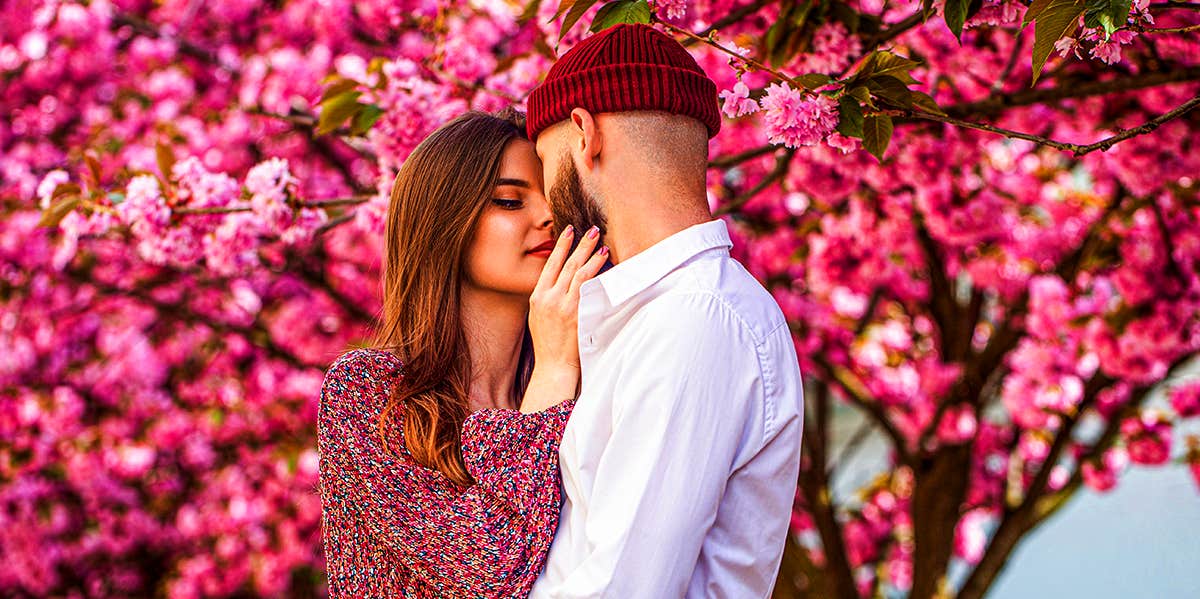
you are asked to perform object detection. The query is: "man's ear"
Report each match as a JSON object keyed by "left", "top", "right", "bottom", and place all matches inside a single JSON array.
[{"left": 570, "top": 108, "right": 602, "bottom": 171}]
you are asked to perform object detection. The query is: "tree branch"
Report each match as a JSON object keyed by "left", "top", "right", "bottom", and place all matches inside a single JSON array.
[
  {"left": 709, "top": 144, "right": 777, "bottom": 169},
  {"left": 892, "top": 93, "right": 1200, "bottom": 156},
  {"left": 715, "top": 149, "right": 794, "bottom": 216},
  {"left": 943, "top": 66, "right": 1200, "bottom": 118},
  {"left": 1149, "top": 1, "right": 1200, "bottom": 10},
  {"left": 682, "top": 0, "right": 775, "bottom": 46},
  {"left": 811, "top": 352, "right": 914, "bottom": 464},
  {"left": 797, "top": 383, "right": 861, "bottom": 599}
]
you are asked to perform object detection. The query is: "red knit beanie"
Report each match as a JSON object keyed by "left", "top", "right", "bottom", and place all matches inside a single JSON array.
[{"left": 526, "top": 23, "right": 721, "bottom": 141}]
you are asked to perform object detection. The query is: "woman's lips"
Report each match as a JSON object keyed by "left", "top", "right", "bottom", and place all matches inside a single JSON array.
[{"left": 527, "top": 239, "right": 556, "bottom": 257}]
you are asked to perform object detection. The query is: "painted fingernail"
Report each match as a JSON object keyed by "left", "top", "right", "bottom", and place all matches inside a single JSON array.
[
  {"left": 587, "top": 226, "right": 599, "bottom": 239},
  {"left": 563, "top": 225, "right": 574, "bottom": 237},
  {"left": 599, "top": 246, "right": 609, "bottom": 256}
]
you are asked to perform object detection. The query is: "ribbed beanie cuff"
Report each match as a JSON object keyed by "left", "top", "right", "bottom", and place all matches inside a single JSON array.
[{"left": 525, "top": 24, "right": 721, "bottom": 141}]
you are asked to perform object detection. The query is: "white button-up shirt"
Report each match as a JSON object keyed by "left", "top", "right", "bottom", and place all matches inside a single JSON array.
[{"left": 529, "top": 219, "right": 804, "bottom": 599}]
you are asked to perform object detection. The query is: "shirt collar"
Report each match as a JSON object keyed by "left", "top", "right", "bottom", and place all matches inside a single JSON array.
[{"left": 590, "top": 218, "right": 732, "bottom": 308}]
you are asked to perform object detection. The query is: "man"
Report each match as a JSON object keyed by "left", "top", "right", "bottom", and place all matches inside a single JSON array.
[{"left": 523, "top": 23, "right": 805, "bottom": 599}]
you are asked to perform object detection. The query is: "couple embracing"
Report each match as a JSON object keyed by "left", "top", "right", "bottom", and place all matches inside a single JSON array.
[{"left": 318, "top": 23, "right": 804, "bottom": 599}]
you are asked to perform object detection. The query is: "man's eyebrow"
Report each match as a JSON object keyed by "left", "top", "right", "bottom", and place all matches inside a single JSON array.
[{"left": 495, "top": 178, "right": 529, "bottom": 188}]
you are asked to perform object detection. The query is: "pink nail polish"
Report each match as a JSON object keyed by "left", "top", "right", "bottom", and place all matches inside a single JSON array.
[
  {"left": 599, "top": 246, "right": 609, "bottom": 256},
  {"left": 587, "top": 226, "right": 599, "bottom": 239},
  {"left": 563, "top": 225, "right": 574, "bottom": 236}
]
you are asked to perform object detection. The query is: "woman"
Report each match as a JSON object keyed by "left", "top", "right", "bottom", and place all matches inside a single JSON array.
[{"left": 317, "top": 109, "right": 606, "bottom": 597}]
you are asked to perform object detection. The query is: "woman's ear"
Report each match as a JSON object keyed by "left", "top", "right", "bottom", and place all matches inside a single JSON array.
[{"left": 570, "top": 108, "right": 602, "bottom": 171}]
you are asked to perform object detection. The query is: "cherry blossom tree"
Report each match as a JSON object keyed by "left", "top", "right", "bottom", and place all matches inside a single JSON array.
[{"left": 2, "top": 0, "right": 1198, "bottom": 597}]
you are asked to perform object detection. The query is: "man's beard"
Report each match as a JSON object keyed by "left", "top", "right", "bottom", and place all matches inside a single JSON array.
[{"left": 548, "top": 151, "right": 607, "bottom": 249}]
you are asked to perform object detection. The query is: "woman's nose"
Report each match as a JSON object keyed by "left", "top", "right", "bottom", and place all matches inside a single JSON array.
[{"left": 534, "top": 198, "right": 553, "bottom": 230}]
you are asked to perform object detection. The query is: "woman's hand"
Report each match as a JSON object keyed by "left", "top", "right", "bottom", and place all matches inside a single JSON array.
[{"left": 520, "top": 225, "right": 608, "bottom": 413}]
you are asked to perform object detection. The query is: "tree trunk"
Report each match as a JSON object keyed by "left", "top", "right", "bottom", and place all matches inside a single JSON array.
[{"left": 909, "top": 444, "right": 974, "bottom": 599}]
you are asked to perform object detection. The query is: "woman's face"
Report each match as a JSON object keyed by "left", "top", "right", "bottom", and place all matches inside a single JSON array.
[{"left": 462, "top": 138, "right": 555, "bottom": 296}]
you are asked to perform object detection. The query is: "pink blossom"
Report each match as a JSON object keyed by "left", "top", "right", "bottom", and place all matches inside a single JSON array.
[
  {"left": 1168, "top": 380, "right": 1200, "bottom": 417},
  {"left": 826, "top": 131, "right": 860, "bottom": 153},
  {"left": 759, "top": 83, "right": 839, "bottom": 148},
  {"left": 116, "top": 175, "right": 171, "bottom": 229},
  {"left": 246, "top": 157, "right": 296, "bottom": 235},
  {"left": 719, "top": 81, "right": 760, "bottom": 119},
  {"left": 1089, "top": 30, "right": 1137, "bottom": 65},
  {"left": 1121, "top": 412, "right": 1173, "bottom": 465},
  {"left": 954, "top": 509, "right": 991, "bottom": 564},
  {"left": 36, "top": 169, "right": 70, "bottom": 209},
  {"left": 655, "top": 0, "right": 687, "bottom": 21},
  {"left": 791, "top": 21, "right": 862, "bottom": 75},
  {"left": 936, "top": 403, "right": 978, "bottom": 445},
  {"left": 1081, "top": 447, "right": 1129, "bottom": 492}
]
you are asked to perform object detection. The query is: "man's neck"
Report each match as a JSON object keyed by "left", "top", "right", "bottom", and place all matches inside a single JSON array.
[{"left": 603, "top": 190, "right": 712, "bottom": 264}]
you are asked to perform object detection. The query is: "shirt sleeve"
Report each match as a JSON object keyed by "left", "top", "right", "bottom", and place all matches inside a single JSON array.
[
  {"left": 548, "top": 293, "right": 765, "bottom": 598},
  {"left": 317, "top": 350, "right": 573, "bottom": 597}
]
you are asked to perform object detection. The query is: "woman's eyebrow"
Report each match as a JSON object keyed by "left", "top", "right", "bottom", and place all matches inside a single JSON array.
[{"left": 495, "top": 178, "right": 529, "bottom": 188}]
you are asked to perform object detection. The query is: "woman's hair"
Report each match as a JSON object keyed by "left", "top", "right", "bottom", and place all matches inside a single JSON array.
[{"left": 369, "top": 108, "right": 534, "bottom": 487}]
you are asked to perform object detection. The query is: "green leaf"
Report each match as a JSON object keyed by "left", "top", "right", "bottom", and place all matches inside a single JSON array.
[
  {"left": 848, "top": 85, "right": 872, "bottom": 104},
  {"left": 551, "top": 0, "right": 580, "bottom": 21},
  {"left": 350, "top": 104, "right": 385, "bottom": 136},
  {"left": 945, "top": 0, "right": 971, "bottom": 40},
  {"left": 317, "top": 90, "right": 363, "bottom": 136},
  {"left": 1083, "top": 0, "right": 1131, "bottom": 36},
  {"left": 866, "top": 74, "right": 913, "bottom": 109},
  {"left": 39, "top": 187, "right": 81, "bottom": 228},
  {"left": 836, "top": 97, "right": 864, "bottom": 138},
  {"left": 156, "top": 141, "right": 176, "bottom": 181},
  {"left": 589, "top": 0, "right": 651, "bottom": 33},
  {"left": 910, "top": 90, "right": 947, "bottom": 116},
  {"left": 558, "top": 0, "right": 601, "bottom": 40},
  {"left": 795, "top": 73, "right": 833, "bottom": 90},
  {"left": 84, "top": 152, "right": 102, "bottom": 189},
  {"left": 320, "top": 77, "right": 360, "bottom": 103},
  {"left": 869, "top": 51, "right": 922, "bottom": 84},
  {"left": 852, "top": 51, "right": 880, "bottom": 80},
  {"left": 922, "top": 0, "right": 939, "bottom": 20},
  {"left": 1030, "top": 0, "right": 1086, "bottom": 85},
  {"left": 520, "top": 0, "right": 544, "bottom": 22},
  {"left": 1023, "top": 0, "right": 1056, "bottom": 28},
  {"left": 862, "top": 114, "right": 894, "bottom": 162}
]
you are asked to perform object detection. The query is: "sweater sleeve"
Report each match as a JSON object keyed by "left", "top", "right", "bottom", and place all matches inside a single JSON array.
[
  {"left": 317, "top": 349, "right": 573, "bottom": 597},
  {"left": 461, "top": 399, "right": 575, "bottom": 514}
]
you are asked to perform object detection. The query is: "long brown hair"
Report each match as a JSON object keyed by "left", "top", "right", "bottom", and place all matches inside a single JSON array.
[{"left": 369, "top": 108, "right": 534, "bottom": 486}]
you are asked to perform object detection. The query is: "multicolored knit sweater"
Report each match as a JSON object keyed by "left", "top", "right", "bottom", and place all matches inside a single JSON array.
[{"left": 317, "top": 348, "right": 574, "bottom": 598}]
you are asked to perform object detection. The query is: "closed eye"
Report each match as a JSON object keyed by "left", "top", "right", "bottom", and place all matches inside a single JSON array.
[{"left": 491, "top": 198, "right": 524, "bottom": 210}]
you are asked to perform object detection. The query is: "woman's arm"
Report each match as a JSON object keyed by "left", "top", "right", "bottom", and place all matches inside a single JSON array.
[{"left": 318, "top": 350, "right": 570, "bottom": 597}]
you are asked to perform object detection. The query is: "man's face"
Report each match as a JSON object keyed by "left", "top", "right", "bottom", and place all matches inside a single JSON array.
[{"left": 535, "top": 126, "right": 607, "bottom": 244}]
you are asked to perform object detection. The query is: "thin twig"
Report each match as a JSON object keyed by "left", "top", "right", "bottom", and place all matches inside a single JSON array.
[
  {"left": 314, "top": 212, "right": 355, "bottom": 238},
  {"left": 174, "top": 205, "right": 251, "bottom": 215},
  {"left": 991, "top": 30, "right": 1025, "bottom": 93},
  {"left": 682, "top": 0, "right": 775, "bottom": 46},
  {"left": 1148, "top": 1, "right": 1200, "bottom": 10},
  {"left": 714, "top": 149, "right": 794, "bottom": 216},
  {"left": 863, "top": 9, "right": 928, "bottom": 51},
  {"left": 893, "top": 93, "right": 1200, "bottom": 156},
  {"left": 945, "top": 66, "right": 1200, "bottom": 117},
  {"left": 709, "top": 144, "right": 777, "bottom": 169},
  {"left": 657, "top": 21, "right": 803, "bottom": 89},
  {"left": 1132, "top": 22, "right": 1200, "bottom": 33},
  {"left": 811, "top": 352, "right": 914, "bottom": 465},
  {"left": 302, "top": 197, "right": 372, "bottom": 208},
  {"left": 826, "top": 418, "right": 875, "bottom": 475}
]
